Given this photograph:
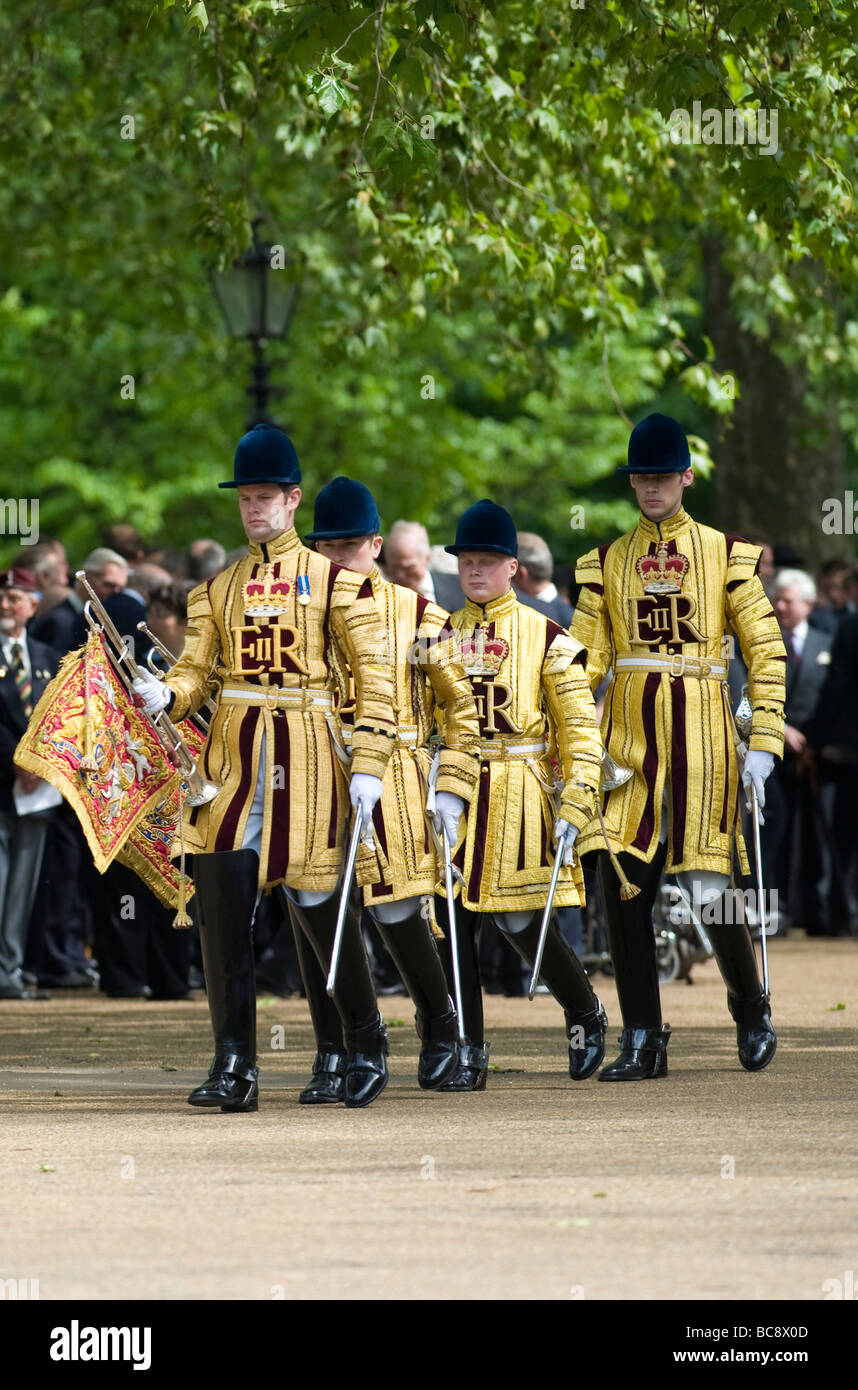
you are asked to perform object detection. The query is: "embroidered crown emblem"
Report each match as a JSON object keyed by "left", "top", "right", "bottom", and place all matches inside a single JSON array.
[
  {"left": 460, "top": 631, "right": 510, "bottom": 678},
  {"left": 242, "top": 566, "right": 292, "bottom": 617},
  {"left": 635, "top": 543, "right": 689, "bottom": 595}
]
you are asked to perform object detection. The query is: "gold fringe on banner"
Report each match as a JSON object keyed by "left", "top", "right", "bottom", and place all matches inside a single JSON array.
[
  {"left": 78, "top": 632, "right": 98, "bottom": 773},
  {"left": 172, "top": 779, "right": 193, "bottom": 929}
]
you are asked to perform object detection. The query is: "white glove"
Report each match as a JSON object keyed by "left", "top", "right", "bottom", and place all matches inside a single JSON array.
[
  {"left": 554, "top": 819, "right": 579, "bottom": 866},
  {"left": 349, "top": 773, "right": 383, "bottom": 847},
  {"left": 433, "top": 791, "right": 465, "bottom": 848},
  {"left": 132, "top": 673, "right": 172, "bottom": 717},
  {"left": 742, "top": 750, "right": 775, "bottom": 815}
]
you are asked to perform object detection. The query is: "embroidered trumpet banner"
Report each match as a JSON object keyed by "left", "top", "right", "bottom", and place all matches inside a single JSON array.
[
  {"left": 116, "top": 719, "right": 206, "bottom": 909},
  {"left": 14, "top": 632, "right": 184, "bottom": 873}
]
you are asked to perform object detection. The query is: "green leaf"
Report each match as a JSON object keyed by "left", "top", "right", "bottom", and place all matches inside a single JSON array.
[{"left": 186, "top": 1, "right": 208, "bottom": 34}]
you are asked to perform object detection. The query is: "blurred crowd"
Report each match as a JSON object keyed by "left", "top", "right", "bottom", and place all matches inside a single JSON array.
[{"left": 0, "top": 519, "right": 855, "bottom": 1002}]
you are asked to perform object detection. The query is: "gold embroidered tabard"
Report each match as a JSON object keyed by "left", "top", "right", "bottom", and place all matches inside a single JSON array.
[
  {"left": 165, "top": 527, "right": 396, "bottom": 892},
  {"left": 330, "top": 568, "right": 480, "bottom": 903},
  {"left": 571, "top": 507, "right": 786, "bottom": 874},
  {"left": 436, "top": 590, "right": 602, "bottom": 912}
]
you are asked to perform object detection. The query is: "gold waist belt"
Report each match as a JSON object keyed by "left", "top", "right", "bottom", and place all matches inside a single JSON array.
[
  {"left": 479, "top": 738, "right": 548, "bottom": 761},
  {"left": 221, "top": 685, "right": 334, "bottom": 711},
  {"left": 613, "top": 653, "right": 727, "bottom": 680}
]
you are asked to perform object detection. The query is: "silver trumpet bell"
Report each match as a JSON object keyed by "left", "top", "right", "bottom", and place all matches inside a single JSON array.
[
  {"left": 734, "top": 685, "right": 753, "bottom": 743},
  {"left": 601, "top": 750, "right": 633, "bottom": 792}
]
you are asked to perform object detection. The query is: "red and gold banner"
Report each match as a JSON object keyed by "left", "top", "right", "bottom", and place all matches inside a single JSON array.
[
  {"left": 116, "top": 720, "right": 206, "bottom": 910},
  {"left": 15, "top": 632, "right": 183, "bottom": 873}
]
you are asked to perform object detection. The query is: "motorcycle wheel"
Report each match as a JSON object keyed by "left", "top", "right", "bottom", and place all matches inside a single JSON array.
[{"left": 655, "top": 937, "right": 681, "bottom": 985}]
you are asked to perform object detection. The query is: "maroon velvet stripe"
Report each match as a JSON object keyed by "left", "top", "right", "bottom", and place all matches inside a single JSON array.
[
  {"left": 543, "top": 616, "right": 564, "bottom": 659},
  {"left": 215, "top": 708, "right": 259, "bottom": 850},
  {"left": 719, "top": 697, "right": 731, "bottom": 833},
  {"left": 631, "top": 673, "right": 661, "bottom": 850},
  {"left": 327, "top": 740, "right": 340, "bottom": 849},
  {"left": 415, "top": 593, "right": 429, "bottom": 622},
  {"left": 322, "top": 561, "right": 338, "bottom": 663},
  {"left": 372, "top": 796, "right": 389, "bottom": 860},
  {"left": 601, "top": 695, "right": 614, "bottom": 816},
  {"left": 467, "top": 764, "right": 491, "bottom": 900},
  {"left": 669, "top": 676, "right": 688, "bottom": 862},
  {"left": 265, "top": 715, "right": 291, "bottom": 882}
]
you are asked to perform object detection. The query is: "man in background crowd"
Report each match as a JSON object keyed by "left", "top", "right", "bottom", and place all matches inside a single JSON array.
[
  {"left": 512, "top": 531, "right": 575, "bottom": 626},
  {"left": 0, "top": 567, "right": 61, "bottom": 999},
  {"left": 763, "top": 569, "right": 834, "bottom": 934},
  {"left": 383, "top": 519, "right": 465, "bottom": 612}
]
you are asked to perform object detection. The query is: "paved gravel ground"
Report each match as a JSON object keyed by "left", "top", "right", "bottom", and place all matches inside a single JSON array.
[{"left": 1, "top": 937, "right": 855, "bottom": 1301}]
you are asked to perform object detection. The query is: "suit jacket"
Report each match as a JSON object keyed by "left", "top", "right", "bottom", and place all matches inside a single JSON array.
[
  {"left": 785, "top": 625, "right": 833, "bottom": 730},
  {"left": 29, "top": 595, "right": 84, "bottom": 656},
  {"left": 429, "top": 570, "right": 465, "bottom": 614},
  {"left": 0, "top": 635, "right": 61, "bottom": 813},
  {"left": 806, "top": 613, "right": 858, "bottom": 758},
  {"left": 515, "top": 588, "right": 575, "bottom": 628},
  {"left": 70, "top": 591, "right": 149, "bottom": 659}
]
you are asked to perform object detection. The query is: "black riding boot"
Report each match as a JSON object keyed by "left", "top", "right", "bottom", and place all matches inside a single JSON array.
[
  {"left": 433, "top": 895, "right": 490, "bottom": 1091},
  {"left": 188, "top": 849, "right": 260, "bottom": 1113},
  {"left": 281, "top": 890, "right": 347, "bottom": 1104},
  {"left": 705, "top": 904, "right": 777, "bottom": 1071},
  {"left": 597, "top": 844, "right": 672, "bottom": 1081},
  {"left": 372, "top": 900, "right": 459, "bottom": 1090},
  {"left": 496, "top": 913, "right": 606, "bottom": 1080},
  {"left": 287, "top": 890, "right": 388, "bottom": 1109}
]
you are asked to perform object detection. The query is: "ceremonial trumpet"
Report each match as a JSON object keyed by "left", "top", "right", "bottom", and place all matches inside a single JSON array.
[
  {"left": 137, "top": 621, "right": 217, "bottom": 728},
  {"left": 600, "top": 749, "right": 633, "bottom": 791},
  {"left": 77, "top": 572, "right": 219, "bottom": 808}
]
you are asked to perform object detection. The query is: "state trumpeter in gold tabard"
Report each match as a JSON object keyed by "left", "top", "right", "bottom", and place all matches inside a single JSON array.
[
  {"left": 432, "top": 500, "right": 606, "bottom": 1091},
  {"left": 132, "top": 426, "right": 397, "bottom": 1112},
  {"left": 570, "top": 413, "right": 786, "bottom": 1081},
  {"left": 287, "top": 478, "right": 481, "bottom": 1103}
]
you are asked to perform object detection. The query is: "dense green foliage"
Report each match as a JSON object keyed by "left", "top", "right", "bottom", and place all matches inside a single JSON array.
[{"left": 1, "top": 2, "right": 856, "bottom": 565}]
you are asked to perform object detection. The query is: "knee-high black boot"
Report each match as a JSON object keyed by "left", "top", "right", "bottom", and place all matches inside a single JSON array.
[
  {"left": 188, "top": 849, "right": 260, "bottom": 1113},
  {"left": 433, "top": 894, "right": 489, "bottom": 1091},
  {"left": 495, "top": 914, "right": 606, "bottom": 1080},
  {"left": 371, "top": 902, "right": 459, "bottom": 1090},
  {"left": 597, "top": 844, "right": 671, "bottom": 1081},
  {"left": 287, "top": 891, "right": 388, "bottom": 1109},
  {"left": 705, "top": 901, "right": 777, "bottom": 1071},
  {"left": 280, "top": 889, "right": 347, "bottom": 1104}
]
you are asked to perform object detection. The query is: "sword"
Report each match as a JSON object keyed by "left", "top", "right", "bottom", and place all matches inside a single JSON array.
[
  {"left": 326, "top": 806, "right": 364, "bottom": 997},
  {"left": 733, "top": 686, "right": 771, "bottom": 995},
  {"left": 528, "top": 830, "right": 569, "bottom": 1000},
  {"left": 750, "top": 786, "right": 771, "bottom": 997},
  {"left": 442, "top": 828, "right": 467, "bottom": 1045}
]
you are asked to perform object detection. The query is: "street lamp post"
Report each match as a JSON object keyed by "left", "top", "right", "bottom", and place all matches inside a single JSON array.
[{"left": 210, "top": 218, "right": 302, "bottom": 430}]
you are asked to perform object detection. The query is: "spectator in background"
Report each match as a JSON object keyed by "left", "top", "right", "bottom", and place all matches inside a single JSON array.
[
  {"left": 188, "top": 539, "right": 226, "bottom": 581},
  {"left": 806, "top": 610, "right": 858, "bottom": 936},
  {"left": 743, "top": 533, "right": 776, "bottom": 596},
  {"left": 146, "top": 582, "right": 190, "bottom": 660},
  {"left": 102, "top": 524, "right": 146, "bottom": 568},
  {"left": 383, "top": 520, "right": 465, "bottom": 612},
  {"left": 31, "top": 547, "right": 128, "bottom": 656},
  {"left": 143, "top": 546, "right": 188, "bottom": 580},
  {"left": 126, "top": 562, "right": 172, "bottom": 606},
  {"left": 814, "top": 558, "right": 855, "bottom": 630},
  {"left": 512, "top": 532, "right": 575, "bottom": 626},
  {"left": 11, "top": 540, "right": 70, "bottom": 624},
  {"left": 762, "top": 569, "right": 834, "bottom": 933},
  {"left": 0, "top": 568, "right": 61, "bottom": 999}
]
